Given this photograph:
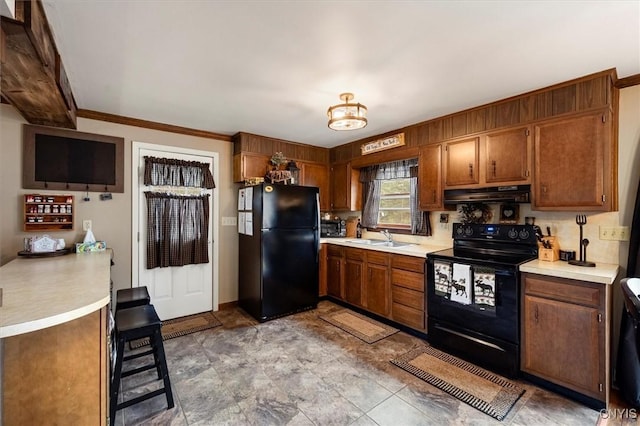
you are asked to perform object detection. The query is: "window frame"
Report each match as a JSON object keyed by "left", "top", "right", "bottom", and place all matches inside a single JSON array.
[{"left": 376, "top": 177, "right": 412, "bottom": 230}]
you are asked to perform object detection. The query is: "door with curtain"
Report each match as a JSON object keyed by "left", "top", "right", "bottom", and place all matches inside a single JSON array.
[{"left": 133, "top": 143, "right": 217, "bottom": 320}]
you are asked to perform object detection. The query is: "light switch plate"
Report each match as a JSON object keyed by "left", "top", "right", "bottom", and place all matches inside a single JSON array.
[
  {"left": 222, "top": 216, "right": 237, "bottom": 226},
  {"left": 599, "top": 226, "right": 630, "bottom": 241}
]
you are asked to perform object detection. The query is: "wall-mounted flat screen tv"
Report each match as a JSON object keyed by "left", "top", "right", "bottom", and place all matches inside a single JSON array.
[{"left": 23, "top": 124, "right": 124, "bottom": 193}]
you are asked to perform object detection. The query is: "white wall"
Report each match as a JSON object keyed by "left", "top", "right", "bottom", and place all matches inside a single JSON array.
[{"left": 0, "top": 104, "right": 239, "bottom": 305}]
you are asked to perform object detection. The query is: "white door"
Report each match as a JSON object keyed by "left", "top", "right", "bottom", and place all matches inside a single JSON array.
[{"left": 132, "top": 143, "right": 219, "bottom": 320}]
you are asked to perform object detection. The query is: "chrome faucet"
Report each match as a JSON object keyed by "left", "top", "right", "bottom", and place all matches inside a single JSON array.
[{"left": 380, "top": 229, "right": 392, "bottom": 243}]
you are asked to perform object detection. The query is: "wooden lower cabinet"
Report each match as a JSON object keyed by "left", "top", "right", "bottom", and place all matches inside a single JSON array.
[
  {"left": 326, "top": 245, "right": 344, "bottom": 299},
  {"left": 345, "top": 249, "right": 364, "bottom": 307},
  {"left": 521, "top": 273, "right": 610, "bottom": 407},
  {"left": 321, "top": 244, "right": 426, "bottom": 332},
  {"left": 319, "top": 244, "right": 327, "bottom": 296},
  {"left": 2, "top": 307, "right": 109, "bottom": 424},
  {"left": 365, "top": 251, "right": 390, "bottom": 317},
  {"left": 391, "top": 255, "right": 426, "bottom": 331}
]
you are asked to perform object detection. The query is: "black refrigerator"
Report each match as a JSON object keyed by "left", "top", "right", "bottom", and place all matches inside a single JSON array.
[{"left": 238, "top": 183, "right": 320, "bottom": 322}]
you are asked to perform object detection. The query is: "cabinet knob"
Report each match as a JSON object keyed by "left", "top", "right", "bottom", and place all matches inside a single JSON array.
[
  {"left": 468, "top": 163, "right": 474, "bottom": 178},
  {"left": 492, "top": 160, "right": 496, "bottom": 178}
]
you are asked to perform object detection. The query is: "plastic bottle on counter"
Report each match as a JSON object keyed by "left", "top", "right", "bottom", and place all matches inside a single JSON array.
[{"left": 356, "top": 219, "right": 362, "bottom": 239}]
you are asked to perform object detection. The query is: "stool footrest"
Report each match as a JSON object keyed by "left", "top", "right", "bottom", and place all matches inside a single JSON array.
[
  {"left": 116, "top": 388, "right": 173, "bottom": 411},
  {"left": 121, "top": 363, "right": 158, "bottom": 378},
  {"left": 123, "top": 349, "right": 154, "bottom": 362}
]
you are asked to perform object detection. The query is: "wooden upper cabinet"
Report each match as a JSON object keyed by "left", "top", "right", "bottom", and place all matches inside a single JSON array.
[
  {"left": 533, "top": 110, "right": 614, "bottom": 211},
  {"left": 485, "top": 127, "right": 531, "bottom": 184},
  {"left": 331, "top": 162, "right": 361, "bottom": 211},
  {"left": 419, "top": 143, "right": 443, "bottom": 211},
  {"left": 233, "top": 153, "right": 270, "bottom": 183},
  {"left": 444, "top": 137, "right": 479, "bottom": 187},
  {"left": 300, "top": 161, "right": 330, "bottom": 211}
]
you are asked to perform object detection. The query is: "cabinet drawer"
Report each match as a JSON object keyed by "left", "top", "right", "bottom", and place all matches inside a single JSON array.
[
  {"left": 367, "top": 251, "right": 389, "bottom": 266},
  {"left": 392, "top": 285, "right": 424, "bottom": 310},
  {"left": 523, "top": 273, "right": 601, "bottom": 308},
  {"left": 345, "top": 248, "right": 364, "bottom": 261},
  {"left": 391, "top": 255, "right": 425, "bottom": 273},
  {"left": 327, "top": 245, "right": 343, "bottom": 257},
  {"left": 391, "top": 269, "right": 424, "bottom": 292},
  {"left": 392, "top": 303, "right": 425, "bottom": 330}
]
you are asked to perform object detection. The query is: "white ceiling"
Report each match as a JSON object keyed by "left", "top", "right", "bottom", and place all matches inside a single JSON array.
[{"left": 42, "top": 1, "right": 640, "bottom": 148}]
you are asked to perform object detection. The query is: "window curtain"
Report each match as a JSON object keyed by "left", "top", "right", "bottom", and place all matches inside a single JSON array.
[
  {"left": 145, "top": 192, "right": 210, "bottom": 269},
  {"left": 360, "top": 165, "right": 381, "bottom": 228},
  {"left": 360, "top": 159, "right": 431, "bottom": 236},
  {"left": 144, "top": 156, "right": 215, "bottom": 189},
  {"left": 410, "top": 164, "right": 432, "bottom": 236}
]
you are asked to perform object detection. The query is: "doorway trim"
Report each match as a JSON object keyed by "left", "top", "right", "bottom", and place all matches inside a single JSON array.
[{"left": 131, "top": 141, "right": 220, "bottom": 312}]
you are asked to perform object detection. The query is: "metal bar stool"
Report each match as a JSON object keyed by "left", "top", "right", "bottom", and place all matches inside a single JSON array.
[
  {"left": 115, "top": 286, "right": 150, "bottom": 311},
  {"left": 110, "top": 304, "right": 174, "bottom": 425}
]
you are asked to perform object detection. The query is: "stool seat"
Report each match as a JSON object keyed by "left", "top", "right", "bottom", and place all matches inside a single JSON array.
[
  {"left": 116, "top": 304, "right": 161, "bottom": 334},
  {"left": 115, "top": 286, "right": 150, "bottom": 311},
  {"left": 110, "top": 304, "right": 173, "bottom": 425}
]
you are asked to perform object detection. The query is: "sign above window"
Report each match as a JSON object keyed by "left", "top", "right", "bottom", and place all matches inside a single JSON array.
[{"left": 361, "top": 133, "right": 405, "bottom": 156}]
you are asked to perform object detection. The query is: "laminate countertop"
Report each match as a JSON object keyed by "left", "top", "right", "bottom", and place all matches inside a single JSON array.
[
  {"left": 320, "top": 238, "right": 450, "bottom": 258},
  {"left": 520, "top": 259, "right": 619, "bottom": 285},
  {"left": 0, "top": 250, "right": 112, "bottom": 338}
]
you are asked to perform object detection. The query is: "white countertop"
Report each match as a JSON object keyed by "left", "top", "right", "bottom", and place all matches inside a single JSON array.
[
  {"left": 520, "top": 259, "right": 619, "bottom": 285},
  {"left": 0, "top": 251, "right": 112, "bottom": 338},
  {"left": 320, "top": 238, "right": 450, "bottom": 258}
]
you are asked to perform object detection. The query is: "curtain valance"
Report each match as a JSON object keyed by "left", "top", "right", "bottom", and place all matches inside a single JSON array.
[{"left": 144, "top": 156, "right": 215, "bottom": 189}]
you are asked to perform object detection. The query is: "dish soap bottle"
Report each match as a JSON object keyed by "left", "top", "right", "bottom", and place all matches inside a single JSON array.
[{"left": 356, "top": 219, "right": 362, "bottom": 239}]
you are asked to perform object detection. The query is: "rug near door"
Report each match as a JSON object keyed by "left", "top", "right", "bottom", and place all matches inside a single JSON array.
[{"left": 130, "top": 311, "right": 222, "bottom": 349}]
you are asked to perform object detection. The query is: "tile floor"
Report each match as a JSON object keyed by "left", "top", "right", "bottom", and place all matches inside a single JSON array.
[{"left": 113, "top": 301, "right": 635, "bottom": 425}]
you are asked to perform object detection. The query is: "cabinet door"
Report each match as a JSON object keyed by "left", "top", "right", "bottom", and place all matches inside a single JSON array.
[
  {"left": 301, "top": 162, "right": 330, "bottom": 211},
  {"left": 485, "top": 127, "right": 530, "bottom": 184},
  {"left": 330, "top": 162, "right": 361, "bottom": 211},
  {"left": 444, "top": 137, "right": 479, "bottom": 187},
  {"left": 345, "top": 258, "right": 364, "bottom": 307},
  {"left": 233, "top": 153, "right": 270, "bottom": 183},
  {"left": 522, "top": 295, "right": 603, "bottom": 399},
  {"left": 318, "top": 244, "right": 327, "bottom": 297},
  {"left": 366, "top": 263, "right": 390, "bottom": 316},
  {"left": 533, "top": 111, "right": 612, "bottom": 210},
  {"left": 326, "top": 254, "right": 343, "bottom": 299},
  {"left": 419, "top": 144, "right": 443, "bottom": 210}
]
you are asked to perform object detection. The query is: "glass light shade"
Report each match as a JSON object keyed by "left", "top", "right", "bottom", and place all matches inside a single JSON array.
[{"left": 327, "top": 93, "right": 368, "bottom": 131}]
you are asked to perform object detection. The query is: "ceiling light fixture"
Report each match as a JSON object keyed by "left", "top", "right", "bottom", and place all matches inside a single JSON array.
[{"left": 327, "top": 92, "right": 367, "bottom": 131}]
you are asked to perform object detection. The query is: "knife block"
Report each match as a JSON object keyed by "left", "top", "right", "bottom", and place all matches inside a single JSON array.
[{"left": 538, "top": 236, "right": 559, "bottom": 262}]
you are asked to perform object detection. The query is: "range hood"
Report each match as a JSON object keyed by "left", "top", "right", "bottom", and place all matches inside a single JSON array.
[{"left": 443, "top": 185, "right": 531, "bottom": 204}]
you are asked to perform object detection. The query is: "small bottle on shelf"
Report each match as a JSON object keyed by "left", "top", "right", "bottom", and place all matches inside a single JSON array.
[{"left": 356, "top": 219, "right": 362, "bottom": 239}]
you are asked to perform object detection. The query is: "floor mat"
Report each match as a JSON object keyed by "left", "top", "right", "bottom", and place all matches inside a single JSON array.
[
  {"left": 130, "top": 311, "right": 222, "bottom": 349},
  {"left": 319, "top": 309, "right": 399, "bottom": 343},
  {"left": 391, "top": 345, "right": 524, "bottom": 421}
]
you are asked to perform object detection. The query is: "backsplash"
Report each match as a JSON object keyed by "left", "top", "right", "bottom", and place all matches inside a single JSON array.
[{"left": 351, "top": 204, "right": 621, "bottom": 265}]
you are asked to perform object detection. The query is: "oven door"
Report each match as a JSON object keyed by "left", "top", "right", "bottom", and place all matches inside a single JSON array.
[
  {"left": 426, "top": 254, "right": 521, "bottom": 377},
  {"left": 427, "top": 256, "right": 519, "bottom": 343}
]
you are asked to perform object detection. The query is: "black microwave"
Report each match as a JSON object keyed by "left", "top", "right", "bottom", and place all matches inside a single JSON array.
[{"left": 321, "top": 219, "right": 346, "bottom": 237}]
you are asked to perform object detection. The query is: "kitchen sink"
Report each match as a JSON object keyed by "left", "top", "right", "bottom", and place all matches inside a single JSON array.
[
  {"left": 345, "top": 239, "right": 374, "bottom": 244},
  {"left": 345, "top": 239, "right": 415, "bottom": 248},
  {"left": 370, "top": 241, "right": 415, "bottom": 248}
]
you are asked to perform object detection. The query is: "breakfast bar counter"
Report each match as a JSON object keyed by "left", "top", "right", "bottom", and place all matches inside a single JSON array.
[
  {"left": 0, "top": 250, "right": 111, "bottom": 425},
  {"left": 0, "top": 250, "right": 112, "bottom": 338}
]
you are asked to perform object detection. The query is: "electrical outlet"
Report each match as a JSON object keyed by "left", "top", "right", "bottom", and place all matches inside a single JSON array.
[
  {"left": 83, "top": 220, "right": 92, "bottom": 231},
  {"left": 599, "top": 226, "right": 630, "bottom": 241}
]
